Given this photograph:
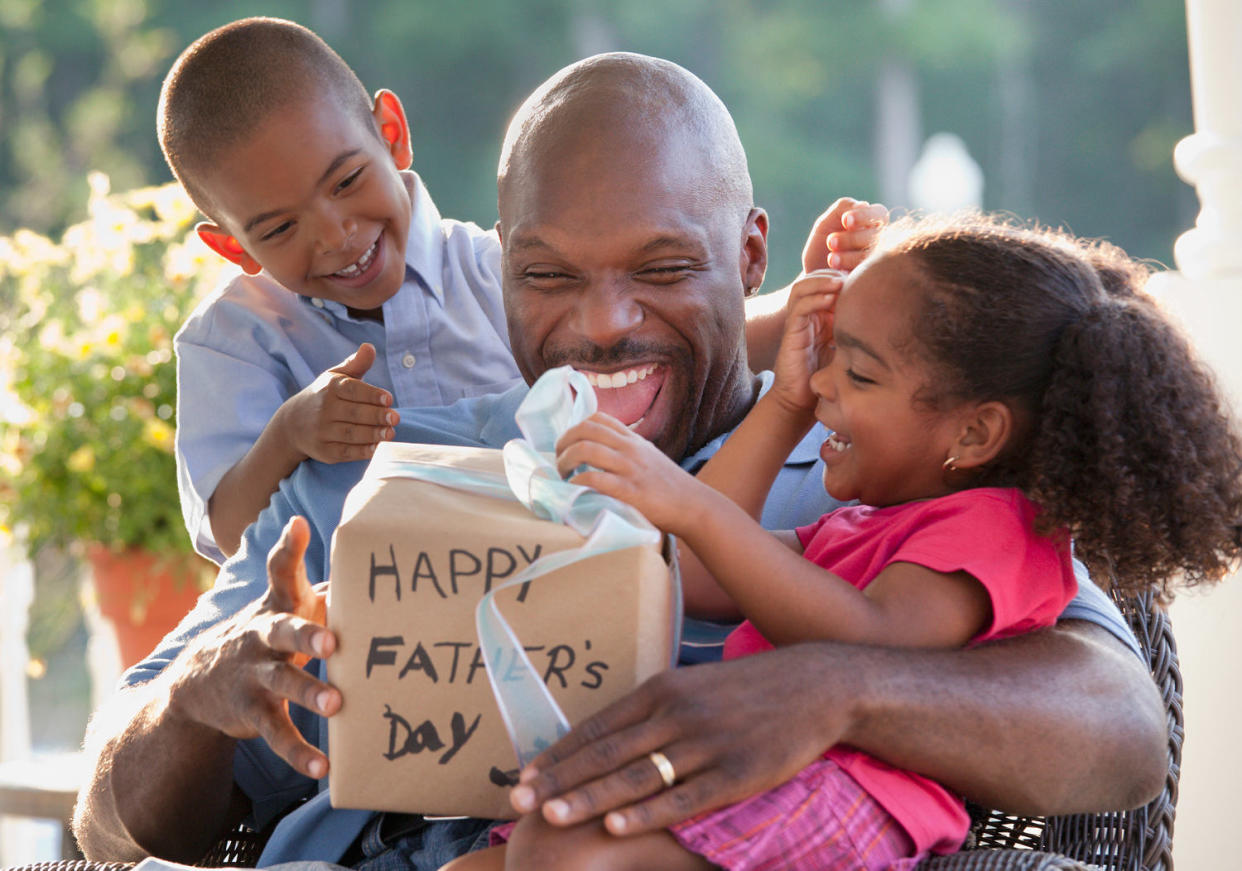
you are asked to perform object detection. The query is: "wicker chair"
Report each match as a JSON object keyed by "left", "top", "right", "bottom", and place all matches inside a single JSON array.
[
  {"left": 921, "top": 589, "right": 1181, "bottom": 871},
  {"left": 4, "top": 590, "right": 1179, "bottom": 871}
]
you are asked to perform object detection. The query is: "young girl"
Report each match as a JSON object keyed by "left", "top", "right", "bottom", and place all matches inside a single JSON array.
[{"left": 447, "top": 215, "right": 1242, "bottom": 870}]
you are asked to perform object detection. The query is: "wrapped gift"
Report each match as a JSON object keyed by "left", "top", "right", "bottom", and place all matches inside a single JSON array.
[{"left": 326, "top": 369, "right": 680, "bottom": 819}]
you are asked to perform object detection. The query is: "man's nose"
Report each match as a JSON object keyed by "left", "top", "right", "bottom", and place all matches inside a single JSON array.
[{"left": 569, "top": 279, "right": 644, "bottom": 347}]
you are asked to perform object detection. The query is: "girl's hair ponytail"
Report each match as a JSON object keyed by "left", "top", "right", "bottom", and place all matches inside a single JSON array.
[
  {"left": 883, "top": 214, "right": 1242, "bottom": 597},
  {"left": 1029, "top": 294, "right": 1242, "bottom": 595}
]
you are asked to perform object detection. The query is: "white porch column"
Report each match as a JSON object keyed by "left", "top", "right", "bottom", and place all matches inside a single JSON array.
[{"left": 1144, "top": 1, "right": 1242, "bottom": 867}]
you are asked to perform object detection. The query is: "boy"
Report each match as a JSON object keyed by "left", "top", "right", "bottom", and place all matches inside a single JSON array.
[{"left": 161, "top": 18, "right": 884, "bottom": 562}]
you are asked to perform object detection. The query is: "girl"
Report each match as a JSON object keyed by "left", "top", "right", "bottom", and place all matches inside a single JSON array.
[{"left": 449, "top": 215, "right": 1242, "bottom": 870}]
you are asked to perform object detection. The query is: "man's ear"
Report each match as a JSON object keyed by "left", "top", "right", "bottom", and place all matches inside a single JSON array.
[
  {"left": 740, "top": 207, "right": 769, "bottom": 295},
  {"left": 951, "top": 401, "right": 1014, "bottom": 471},
  {"left": 373, "top": 89, "right": 413, "bottom": 171},
  {"left": 196, "top": 223, "right": 261, "bottom": 275}
]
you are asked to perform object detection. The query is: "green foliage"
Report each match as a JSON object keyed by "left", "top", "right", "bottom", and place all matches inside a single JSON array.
[
  {"left": 0, "top": 175, "right": 227, "bottom": 556},
  {"left": 0, "top": 1, "right": 1195, "bottom": 285}
]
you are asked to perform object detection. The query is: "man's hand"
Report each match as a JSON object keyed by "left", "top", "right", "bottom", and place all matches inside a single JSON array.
[
  {"left": 508, "top": 646, "right": 851, "bottom": 836},
  {"left": 281, "top": 342, "right": 399, "bottom": 464},
  {"left": 802, "top": 198, "right": 889, "bottom": 274},
  {"left": 170, "top": 516, "right": 341, "bottom": 779}
]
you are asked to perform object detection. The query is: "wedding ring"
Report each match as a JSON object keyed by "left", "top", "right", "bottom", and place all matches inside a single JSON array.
[{"left": 648, "top": 750, "right": 677, "bottom": 789}]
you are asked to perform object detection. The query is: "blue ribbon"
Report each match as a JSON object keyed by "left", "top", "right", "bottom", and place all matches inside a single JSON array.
[{"left": 371, "top": 367, "right": 680, "bottom": 768}]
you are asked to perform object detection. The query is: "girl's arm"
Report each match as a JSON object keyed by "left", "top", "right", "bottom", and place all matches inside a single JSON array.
[
  {"left": 696, "top": 270, "right": 843, "bottom": 520},
  {"left": 744, "top": 198, "right": 888, "bottom": 372},
  {"left": 557, "top": 416, "right": 990, "bottom": 648}
]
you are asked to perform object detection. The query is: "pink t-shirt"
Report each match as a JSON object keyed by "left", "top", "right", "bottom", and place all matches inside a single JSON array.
[{"left": 724, "top": 487, "right": 1077, "bottom": 856}]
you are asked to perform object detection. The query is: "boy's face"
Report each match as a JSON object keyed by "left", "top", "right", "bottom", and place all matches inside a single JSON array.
[{"left": 196, "top": 91, "right": 412, "bottom": 313}]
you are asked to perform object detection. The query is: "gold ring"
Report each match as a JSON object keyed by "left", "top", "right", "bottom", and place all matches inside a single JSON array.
[{"left": 648, "top": 750, "right": 677, "bottom": 789}]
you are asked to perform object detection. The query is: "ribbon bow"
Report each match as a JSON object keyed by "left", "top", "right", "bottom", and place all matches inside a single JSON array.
[{"left": 374, "top": 366, "right": 678, "bottom": 768}]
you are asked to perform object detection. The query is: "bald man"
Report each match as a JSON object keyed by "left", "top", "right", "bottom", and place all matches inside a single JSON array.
[{"left": 75, "top": 53, "right": 1165, "bottom": 871}]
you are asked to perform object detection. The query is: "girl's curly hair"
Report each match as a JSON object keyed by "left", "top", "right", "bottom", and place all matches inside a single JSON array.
[{"left": 879, "top": 213, "right": 1242, "bottom": 597}]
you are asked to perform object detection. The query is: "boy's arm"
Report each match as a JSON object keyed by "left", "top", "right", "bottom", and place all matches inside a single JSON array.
[
  {"left": 208, "top": 343, "right": 398, "bottom": 556},
  {"left": 745, "top": 198, "right": 887, "bottom": 372}
]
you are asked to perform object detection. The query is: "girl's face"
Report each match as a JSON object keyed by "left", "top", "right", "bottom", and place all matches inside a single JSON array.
[{"left": 809, "top": 252, "right": 967, "bottom": 506}]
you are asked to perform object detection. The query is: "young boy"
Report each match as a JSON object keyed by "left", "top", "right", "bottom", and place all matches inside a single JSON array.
[{"left": 161, "top": 18, "right": 885, "bottom": 563}]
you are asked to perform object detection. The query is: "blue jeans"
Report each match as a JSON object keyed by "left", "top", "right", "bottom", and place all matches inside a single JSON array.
[{"left": 353, "top": 816, "right": 495, "bottom": 871}]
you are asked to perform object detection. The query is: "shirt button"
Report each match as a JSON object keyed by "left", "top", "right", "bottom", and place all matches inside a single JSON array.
[
  {"left": 401, "top": 353, "right": 416, "bottom": 369},
  {"left": 311, "top": 298, "right": 325, "bottom": 308}
]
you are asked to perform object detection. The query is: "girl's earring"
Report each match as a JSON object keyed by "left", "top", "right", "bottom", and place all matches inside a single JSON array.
[{"left": 942, "top": 455, "right": 960, "bottom": 472}]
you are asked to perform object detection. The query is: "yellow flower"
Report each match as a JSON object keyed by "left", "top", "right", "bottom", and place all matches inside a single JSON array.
[
  {"left": 67, "top": 444, "right": 96, "bottom": 473},
  {"left": 143, "top": 418, "right": 174, "bottom": 452}
]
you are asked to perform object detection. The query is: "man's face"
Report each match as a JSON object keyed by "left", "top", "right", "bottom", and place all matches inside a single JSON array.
[
  {"left": 198, "top": 93, "right": 411, "bottom": 313},
  {"left": 499, "top": 131, "right": 766, "bottom": 460}
]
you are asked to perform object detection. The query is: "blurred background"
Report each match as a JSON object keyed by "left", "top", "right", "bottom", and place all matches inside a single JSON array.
[
  {"left": 3, "top": 0, "right": 1232, "bottom": 867},
  {"left": 0, "top": 0, "right": 1193, "bottom": 277}
]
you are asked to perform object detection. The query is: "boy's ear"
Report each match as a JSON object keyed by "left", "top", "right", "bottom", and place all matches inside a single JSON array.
[
  {"left": 373, "top": 89, "right": 413, "bottom": 171},
  {"left": 950, "top": 401, "right": 1013, "bottom": 471},
  {"left": 197, "top": 223, "right": 262, "bottom": 275}
]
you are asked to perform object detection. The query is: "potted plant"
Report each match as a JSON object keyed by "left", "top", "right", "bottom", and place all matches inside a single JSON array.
[{"left": 0, "top": 173, "right": 229, "bottom": 667}]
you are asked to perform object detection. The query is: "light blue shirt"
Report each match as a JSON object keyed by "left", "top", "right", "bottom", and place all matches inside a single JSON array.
[
  {"left": 130, "top": 375, "right": 1140, "bottom": 864},
  {"left": 174, "top": 171, "right": 522, "bottom": 563}
]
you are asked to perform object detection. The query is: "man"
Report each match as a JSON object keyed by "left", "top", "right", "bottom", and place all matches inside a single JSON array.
[{"left": 74, "top": 53, "right": 1165, "bottom": 871}]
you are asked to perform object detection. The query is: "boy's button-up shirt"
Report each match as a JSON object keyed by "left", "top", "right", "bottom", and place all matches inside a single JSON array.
[{"left": 174, "top": 171, "right": 522, "bottom": 562}]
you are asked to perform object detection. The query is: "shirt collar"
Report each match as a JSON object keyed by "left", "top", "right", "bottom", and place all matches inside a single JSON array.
[
  {"left": 301, "top": 170, "right": 445, "bottom": 319},
  {"left": 400, "top": 170, "right": 446, "bottom": 305},
  {"left": 679, "top": 371, "right": 824, "bottom": 471}
]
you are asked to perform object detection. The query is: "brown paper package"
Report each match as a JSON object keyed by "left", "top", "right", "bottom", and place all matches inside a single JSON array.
[{"left": 326, "top": 441, "right": 678, "bottom": 819}]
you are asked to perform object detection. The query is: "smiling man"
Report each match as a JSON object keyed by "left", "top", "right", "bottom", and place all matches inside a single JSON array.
[
  {"left": 494, "top": 58, "right": 762, "bottom": 461},
  {"left": 74, "top": 53, "right": 1165, "bottom": 871}
]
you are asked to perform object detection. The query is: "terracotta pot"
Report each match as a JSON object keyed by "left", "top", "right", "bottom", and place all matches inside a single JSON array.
[{"left": 86, "top": 546, "right": 212, "bottom": 669}]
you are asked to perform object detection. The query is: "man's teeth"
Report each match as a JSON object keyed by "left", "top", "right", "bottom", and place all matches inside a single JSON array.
[
  {"left": 580, "top": 364, "right": 657, "bottom": 389},
  {"left": 333, "top": 240, "right": 378, "bottom": 278},
  {"left": 826, "top": 434, "right": 851, "bottom": 452}
]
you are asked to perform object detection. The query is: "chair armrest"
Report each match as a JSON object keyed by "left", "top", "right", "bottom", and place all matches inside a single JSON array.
[{"left": 920, "top": 849, "right": 1098, "bottom": 870}]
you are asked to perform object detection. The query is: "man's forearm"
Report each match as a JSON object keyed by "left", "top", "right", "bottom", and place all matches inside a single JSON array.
[
  {"left": 74, "top": 678, "right": 240, "bottom": 862},
  {"left": 840, "top": 619, "right": 1168, "bottom": 815}
]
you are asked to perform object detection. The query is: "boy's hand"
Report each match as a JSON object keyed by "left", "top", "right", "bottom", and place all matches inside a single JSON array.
[
  {"left": 802, "top": 198, "right": 888, "bottom": 274},
  {"left": 283, "top": 343, "right": 399, "bottom": 463},
  {"left": 769, "top": 270, "right": 841, "bottom": 416},
  {"left": 555, "top": 413, "right": 701, "bottom": 535}
]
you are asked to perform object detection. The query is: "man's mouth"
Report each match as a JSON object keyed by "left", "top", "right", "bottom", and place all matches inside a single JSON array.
[
  {"left": 330, "top": 238, "right": 379, "bottom": 279},
  {"left": 575, "top": 364, "right": 663, "bottom": 427}
]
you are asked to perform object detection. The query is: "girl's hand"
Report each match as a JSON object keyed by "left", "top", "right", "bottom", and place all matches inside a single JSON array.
[
  {"left": 555, "top": 413, "right": 702, "bottom": 535},
  {"left": 768, "top": 269, "right": 841, "bottom": 416}
]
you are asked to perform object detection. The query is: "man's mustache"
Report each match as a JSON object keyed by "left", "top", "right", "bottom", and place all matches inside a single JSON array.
[{"left": 543, "top": 339, "right": 682, "bottom": 368}]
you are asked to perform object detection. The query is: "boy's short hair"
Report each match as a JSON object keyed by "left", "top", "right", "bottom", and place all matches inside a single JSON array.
[{"left": 158, "top": 17, "right": 376, "bottom": 218}]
